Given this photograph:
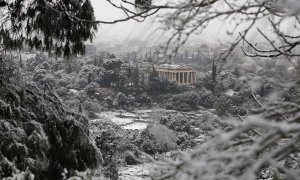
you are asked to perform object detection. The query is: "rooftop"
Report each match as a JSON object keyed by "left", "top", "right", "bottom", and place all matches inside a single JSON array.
[{"left": 143, "top": 64, "right": 196, "bottom": 71}]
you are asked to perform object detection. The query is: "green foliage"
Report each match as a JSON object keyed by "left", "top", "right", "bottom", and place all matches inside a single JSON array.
[{"left": 0, "top": 0, "right": 97, "bottom": 57}]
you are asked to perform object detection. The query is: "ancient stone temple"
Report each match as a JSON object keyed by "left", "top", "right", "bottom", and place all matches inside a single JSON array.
[{"left": 144, "top": 64, "right": 197, "bottom": 85}]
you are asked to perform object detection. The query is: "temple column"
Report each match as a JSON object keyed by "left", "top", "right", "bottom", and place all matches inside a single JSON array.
[
  {"left": 191, "top": 72, "right": 194, "bottom": 83},
  {"left": 187, "top": 72, "right": 189, "bottom": 84},
  {"left": 191, "top": 72, "right": 195, "bottom": 83},
  {"left": 179, "top": 72, "right": 183, "bottom": 83}
]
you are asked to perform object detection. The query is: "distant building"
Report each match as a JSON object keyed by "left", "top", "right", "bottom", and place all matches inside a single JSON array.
[
  {"left": 199, "top": 44, "right": 209, "bottom": 53},
  {"left": 85, "top": 45, "right": 97, "bottom": 56},
  {"left": 144, "top": 64, "right": 197, "bottom": 85}
]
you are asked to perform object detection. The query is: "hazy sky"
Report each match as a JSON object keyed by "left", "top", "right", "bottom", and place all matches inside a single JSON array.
[
  {"left": 90, "top": 0, "right": 160, "bottom": 44},
  {"left": 89, "top": 0, "right": 251, "bottom": 45},
  {"left": 89, "top": 0, "right": 289, "bottom": 46}
]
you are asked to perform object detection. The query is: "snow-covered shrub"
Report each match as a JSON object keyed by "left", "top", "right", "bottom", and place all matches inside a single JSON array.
[
  {"left": 56, "top": 72, "right": 76, "bottom": 89},
  {"left": 202, "top": 74, "right": 217, "bottom": 92},
  {"left": 1, "top": 168, "right": 35, "bottom": 180},
  {"left": 147, "top": 68, "right": 181, "bottom": 95},
  {"left": 198, "top": 89, "right": 217, "bottom": 108},
  {"left": 113, "top": 92, "right": 136, "bottom": 111},
  {"left": 95, "top": 127, "right": 120, "bottom": 179},
  {"left": 98, "top": 70, "right": 119, "bottom": 88},
  {"left": 32, "top": 68, "right": 56, "bottom": 87},
  {"left": 75, "top": 65, "right": 101, "bottom": 89},
  {"left": 25, "top": 56, "right": 46, "bottom": 72},
  {"left": 160, "top": 115, "right": 193, "bottom": 134},
  {"left": 137, "top": 124, "right": 177, "bottom": 155},
  {"left": 228, "top": 105, "right": 247, "bottom": 116},
  {"left": 56, "top": 86, "right": 69, "bottom": 97},
  {"left": 166, "top": 91, "right": 199, "bottom": 112},
  {"left": 160, "top": 115, "right": 197, "bottom": 148},
  {"left": 84, "top": 82, "right": 100, "bottom": 97},
  {"left": 94, "top": 122, "right": 140, "bottom": 179},
  {"left": 135, "top": 93, "right": 152, "bottom": 108},
  {"left": 82, "top": 100, "right": 101, "bottom": 119},
  {"left": 216, "top": 70, "right": 238, "bottom": 90},
  {"left": 103, "top": 59, "right": 122, "bottom": 71},
  {"left": 214, "top": 95, "right": 232, "bottom": 116}
]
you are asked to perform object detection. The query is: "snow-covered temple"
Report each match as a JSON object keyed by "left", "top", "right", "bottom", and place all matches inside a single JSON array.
[{"left": 144, "top": 64, "right": 197, "bottom": 85}]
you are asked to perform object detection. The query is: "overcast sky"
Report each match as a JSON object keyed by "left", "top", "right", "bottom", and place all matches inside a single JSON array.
[
  {"left": 89, "top": 1, "right": 254, "bottom": 45},
  {"left": 90, "top": 0, "right": 159, "bottom": 44},
  {"left": 89, "top": 0, "right": 292, "bottom": 46}
]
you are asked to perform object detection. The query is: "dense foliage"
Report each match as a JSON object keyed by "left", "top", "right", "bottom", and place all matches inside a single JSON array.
[
  {"left": 0, "top": 0, "right": 97, "bottom": 57},
  {"left": 0, "top": 76, "right": 101, "bottom": 179}
]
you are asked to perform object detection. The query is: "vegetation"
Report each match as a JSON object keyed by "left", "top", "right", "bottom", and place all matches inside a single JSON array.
[
  {"left": 0, "top": 76, "right": 101, "bottom": 179},
  {"left": 0, "top": 0, "right": 97, "bottom": 57},
  {"left": 0, "top": 0, "right": 300, "bottom": 180}
]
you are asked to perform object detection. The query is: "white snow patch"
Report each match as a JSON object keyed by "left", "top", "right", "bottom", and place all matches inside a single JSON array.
[
  {"left": 225, "top": 89, "right": 235, "bottom": 96},
  {"left": 120, "top": 163, "right": 154, "bottom": 180},
  {"left": 69, "top": 89, "right": 79, "bottom": 94},
  {"left": 123, "top": 122, "right": 149, "bottom": 130},
  {"left": 96, "top": 112, "right": 134, "bottom": 125},
  {"left": 134, "top": 109, "right": 153, "bottom": 113}
]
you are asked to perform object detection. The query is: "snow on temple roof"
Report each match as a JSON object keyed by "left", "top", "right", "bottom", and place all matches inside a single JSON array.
[{"left": 156, "top": 64, "right": 196, "bottom": 70}]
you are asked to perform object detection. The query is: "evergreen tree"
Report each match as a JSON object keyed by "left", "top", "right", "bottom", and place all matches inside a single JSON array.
[
  {"left": 0, "top": 0, "right": 97, "bottom": 57},
  {"left": 132, "top": 64, "right": 140, "bottom": 87},
  {"left": 212, "top": 61, "right": 217, "bottom": 81}
]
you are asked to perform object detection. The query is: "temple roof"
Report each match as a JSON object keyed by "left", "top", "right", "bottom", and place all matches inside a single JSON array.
[{"left": 142, "top": 64, "right": 197, "bottom": 72}]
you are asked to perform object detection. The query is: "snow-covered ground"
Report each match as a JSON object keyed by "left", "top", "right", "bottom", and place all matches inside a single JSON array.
[
  {"left": 91, "top": 108, "right": 215, "bottom": 179},
  {"left": 93, "top": 111, "right": 135, "bottom": 125},
  {"left": 119, "top": 163, "right": 154, "bottom": 180},
  {"left": 93, "top": 107, "right": 216, "bottom": 130},
  {"left": 123, "top": 122, "right": 149, "bottom": 130}
]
